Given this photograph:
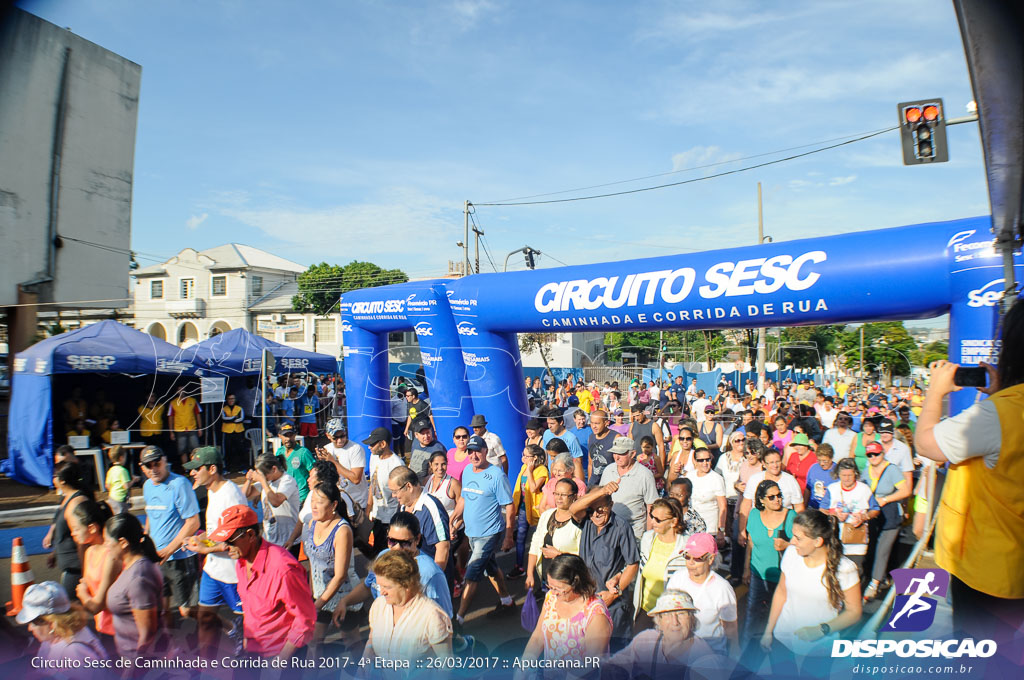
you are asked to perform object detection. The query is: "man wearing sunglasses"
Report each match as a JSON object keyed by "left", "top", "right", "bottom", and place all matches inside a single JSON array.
[
  {"left": 388, "top": 466, "right": 450, "bottom": 572},
  {"left": 211, "top": 505, "right": 315, "bottom": 660},
  {"left": 332, "top": 511, "right": 453, "bottom": 625},
  {"left": 140, "top": 445, "right": 200, "bottom": 622}
]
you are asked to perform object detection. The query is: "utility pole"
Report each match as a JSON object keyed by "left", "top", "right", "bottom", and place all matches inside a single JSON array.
[
  {"left": 463, "top": 201, "right": 471, "bottom": 276},
  {"left": 658, "top": 330, "right": 665, "bottom": 385},
  {"left": 756, "top": 182, "right": 768, "bottom": 393},
  {"left": 472, "top": 224, "right": 483, "bottom": 274},
  {"left": 859, "top": 325, "right": 865, "bottom": 385}
]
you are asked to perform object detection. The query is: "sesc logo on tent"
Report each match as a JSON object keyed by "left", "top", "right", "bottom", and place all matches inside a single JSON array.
[
  {"left": 280, "top": 358, "right": 309, "bottom": 369},
  {"left": 832, "top": 568, "right": 997, "bottom": 659},
  {"left": 66, "top": 355, "right": 116, "bottom": 370}
]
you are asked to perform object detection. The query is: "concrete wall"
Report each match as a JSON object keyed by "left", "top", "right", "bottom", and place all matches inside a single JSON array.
[{"left": 0, "top": 9, "right": 141, "bottom": 307}]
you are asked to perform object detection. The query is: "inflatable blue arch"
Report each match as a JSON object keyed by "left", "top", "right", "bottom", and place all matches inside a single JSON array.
[{"left": 340, "top": 216, "right": 1022, "bottom": 478}]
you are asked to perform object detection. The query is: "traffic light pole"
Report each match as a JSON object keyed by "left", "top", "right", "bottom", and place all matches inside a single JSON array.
[{"left": 756, "top": 183, "right": 768, "bottom": 393}]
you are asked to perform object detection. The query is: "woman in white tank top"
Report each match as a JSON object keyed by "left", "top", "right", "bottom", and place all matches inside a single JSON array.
[{"left": 426, "top": 450, "right": 459, "bottom": 514}]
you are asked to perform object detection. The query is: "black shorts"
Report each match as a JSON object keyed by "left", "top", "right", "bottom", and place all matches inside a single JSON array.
[{"left": 160, "top": 555, "right": 200, "bottom": 609}]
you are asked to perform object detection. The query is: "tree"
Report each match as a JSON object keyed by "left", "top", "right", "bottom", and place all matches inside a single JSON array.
[
  {"left": 778, "top": 325, "right": 844, "bottom": 369},
  {"left": 837, "top": 322, "right": 917, "bottom": 381},
  {"left": 519, "top": 333, "right": 557, "bottom": 389},
  {"left": 911, "top": 341, "right": 949, "bottom": 367},
  {"left": 603, "top": 330, "right": 728, "bottom": 368},
  {"left": 291, "top": 261, "right": 408, "bottom": 316}
]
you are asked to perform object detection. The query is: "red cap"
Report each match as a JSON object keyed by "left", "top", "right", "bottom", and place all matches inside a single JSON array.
[
  {"left": 864, "top": 441, "right": 884, "bottom": 456},
  {"left": 208, "top": 504, "right": 259, "bottom": 542}
]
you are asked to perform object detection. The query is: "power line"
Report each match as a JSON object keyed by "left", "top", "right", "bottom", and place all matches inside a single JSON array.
[
  {"left": 476, "top": 127, "right": 896, "bottom": 207},
  {"left": 469, "top": 212, "right": 500, "bottom": 273},
  {"left": 480, "top": 126, "right": 894, "bottom": 204}
]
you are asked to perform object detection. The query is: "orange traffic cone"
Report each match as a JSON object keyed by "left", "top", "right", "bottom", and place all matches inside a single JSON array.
[{"left": 5, "top": 537, "right": 35, "bottom": 617}]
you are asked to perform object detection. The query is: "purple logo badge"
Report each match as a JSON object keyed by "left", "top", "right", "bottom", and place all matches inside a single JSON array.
[{"left": 885, "top": 568, "right": 949, "bottom": 632}]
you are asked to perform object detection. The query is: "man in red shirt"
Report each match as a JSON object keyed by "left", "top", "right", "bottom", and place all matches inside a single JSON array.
[{"left": 210, "top": 505, "right": 316, "bottom": 659}]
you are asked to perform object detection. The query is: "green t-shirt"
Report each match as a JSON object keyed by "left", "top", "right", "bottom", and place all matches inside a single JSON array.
[
  {"left": 105, "top": 464, "right": 131, "bottom": 502},
  {"left": 278, "top": 446, "right": 316, "bottom": 503},
  {"left": 746, "top": 508, "right": 796, "bottom": 582}
]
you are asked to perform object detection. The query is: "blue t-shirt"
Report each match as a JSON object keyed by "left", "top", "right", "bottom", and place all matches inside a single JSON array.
[
  {"left": 805, "top": 463, "right": 835, "bottom": 510},
  {"left": 542, "top": 429, "right": 584, "bottom": 460},
  {"left": 460, "top": 463, "right": 513, "bottom": 538},
  {"left": 143, "top": 472, "right": 200, "bottom": 561},
  {"left": 364, "top": 550, "right": 453, "bottom": 617},
  {"left": 298, "top": 394, "right": 318, "bottom": 424},
  {"left": 573, "top": 426, "right": 593, "bottom": 459},
  {"left": 280, "top": 398, "right": 296, "bottom": 422}
]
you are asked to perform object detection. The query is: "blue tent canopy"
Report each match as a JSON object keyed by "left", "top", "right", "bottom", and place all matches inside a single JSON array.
[
  {"left": 6, "top": 321, "right": 195, "bottom": 487},
  {"left": 185, "top": 328, "right": 339, "bottom": 376}
]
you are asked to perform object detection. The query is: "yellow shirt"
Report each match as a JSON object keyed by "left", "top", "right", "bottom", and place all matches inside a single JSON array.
[
  {"left": 170, "top": 397, "right": 199, "bottom": 432},
  {"left": 138, "top": 403, "right": 165, "bottom": 437},
  {"left": 221, "top": 404, "right": 244, "bottom": 434},
  {"left": 641, "top": 536, "right": 675, "bottom": 612},
  {"left": 512, "top": 464, "right": 549, "bottom": 526},
  {"left": 836, "top": 382, "right": 849, "bottom": 399}
]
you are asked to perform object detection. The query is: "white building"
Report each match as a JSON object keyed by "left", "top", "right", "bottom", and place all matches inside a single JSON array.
[
  {"left": 130, "top": 244, "right": 341, "bottom": 355},
  {"left": 518, "top": 332, "right": 606, "bottom": 369}
]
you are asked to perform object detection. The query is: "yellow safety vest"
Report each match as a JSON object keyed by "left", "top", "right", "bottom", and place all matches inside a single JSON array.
[
  {"left": 936, "top": 384, "right": 1024, "bottom": 598},
  {"left": 222, "top": 404, "right": 244, "bottom": 434}
]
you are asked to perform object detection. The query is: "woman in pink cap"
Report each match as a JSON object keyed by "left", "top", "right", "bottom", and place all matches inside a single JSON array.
[{"left": 666, "top": 532, "right": 739, "bottom": 656}]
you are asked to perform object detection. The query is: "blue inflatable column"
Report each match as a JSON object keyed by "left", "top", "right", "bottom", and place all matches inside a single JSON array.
[
  {"left": 341, "top": 322, "right": 391, "bottom": 451},
  {"left": 406, "top": 286, "right": 476, "bottom": 446},
  {"left": 456, "top": 324, "right": 529, "bottom": 480},
  {"left": 947, "top": 251, "right": 1023, "bottom": 414}
]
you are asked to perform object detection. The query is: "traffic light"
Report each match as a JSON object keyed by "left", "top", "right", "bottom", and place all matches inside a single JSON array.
[
  {"left": 898, "top": 99, "right": 949, "bottom": 164},
  {"left": 524, "top": 249, "right": 536, "bottom": 269}
]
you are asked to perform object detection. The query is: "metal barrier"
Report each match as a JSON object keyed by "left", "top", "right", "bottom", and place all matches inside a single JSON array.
[{"left": 583, "top": 366, "right": 646, "bottom": 387}]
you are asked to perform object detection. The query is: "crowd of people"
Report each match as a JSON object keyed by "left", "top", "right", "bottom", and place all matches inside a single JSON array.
[{"left": 17, "top": 305, "right": 1024, "bottom": 680}]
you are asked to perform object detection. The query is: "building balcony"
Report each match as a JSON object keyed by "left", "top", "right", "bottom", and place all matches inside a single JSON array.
[{"left": 167, "top": 298, "right": 206, "bottom": 318}]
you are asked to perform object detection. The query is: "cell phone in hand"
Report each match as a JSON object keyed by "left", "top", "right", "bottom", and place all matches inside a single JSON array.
[{"left": 953, "top": 366, "right": 988, "bottom": 388}]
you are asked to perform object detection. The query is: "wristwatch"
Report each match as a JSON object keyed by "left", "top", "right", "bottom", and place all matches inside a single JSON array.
[
  {"left": 820, "top": 623, "right": 831, "bottom": 636},
  {"left": 612, "top": 585, "right": 622, "bottom": 595}
]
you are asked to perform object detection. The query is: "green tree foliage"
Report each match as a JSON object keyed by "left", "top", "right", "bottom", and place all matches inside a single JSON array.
[
  {"left": 837, "top": 322, "right": 917, "bottom": 377},
  {"left": 292, "top": 261, "right": 408, "bottom": 316},
  {"left": 911, "top": 341, "right": 949, "bottom": 367},
  {"left": 519, "top": 333, "right": 558, "bottom": 388},
  {"left": 778, "top": 325, "right": 844, "bottom": 368},
  {"left": 603, "top": 330, "right": 728, "bottom": 365}
]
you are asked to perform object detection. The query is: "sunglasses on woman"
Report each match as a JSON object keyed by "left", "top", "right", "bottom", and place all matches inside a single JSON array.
[{"left": 764, "top": 493, "right": 782, "bottom": 501}]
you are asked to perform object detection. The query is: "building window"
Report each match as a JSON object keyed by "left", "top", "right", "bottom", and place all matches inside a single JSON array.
[
  {"left": 285, "top": 326, "right": 304, "bottom": 343},
  {"left": 211, "top": 275, "right": 227, "bottom": 297},
  {"left": 180, "top": 278, "right": 194, "bottom": 299},
  {"left": 252, "top": 275, "right": 263, "bottom": 296},
  {"left": 315, "top": 318, "right": 336, "bottom": 343},
  {"left": 256, "top": 328, "right": 275, "bottom": 340},
  {"left": 150, "top": 280, "right": 164, "bottom": 299},
  {"left": 388, "top": 331, "right": 405, "bottom": 344}
]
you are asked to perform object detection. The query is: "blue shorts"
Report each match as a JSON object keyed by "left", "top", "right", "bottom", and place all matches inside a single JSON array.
[
  {"left": 198, "top": 572, "right": 243, "bottom": 613},
  {"left": 464, "top": 532, "right": 502, "bottom": 583}
]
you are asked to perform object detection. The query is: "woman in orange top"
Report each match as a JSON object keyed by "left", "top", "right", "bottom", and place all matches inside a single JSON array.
[{"left": 70, "top": 500, "right": 119, "bottom": 646}]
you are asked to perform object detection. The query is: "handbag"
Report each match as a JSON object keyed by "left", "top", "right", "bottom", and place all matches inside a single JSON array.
[
  {"left": 841, "top": 522, "right": 869, "bottom": 544},
  {"left": 521, "top": 587, "right": 540, "bottom": 631}
]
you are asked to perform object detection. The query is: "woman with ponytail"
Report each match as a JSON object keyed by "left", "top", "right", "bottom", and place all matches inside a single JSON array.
[
  {"left": 103, "top": 513, "right": 168, "bottom": 659},
  {"left": 760, "top": 509, "right": 861, "bottom": 666}
]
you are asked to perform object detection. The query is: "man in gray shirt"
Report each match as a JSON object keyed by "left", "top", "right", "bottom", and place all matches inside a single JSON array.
[{"left": 589, "top": 437, "right": 659, "bottom": 540}]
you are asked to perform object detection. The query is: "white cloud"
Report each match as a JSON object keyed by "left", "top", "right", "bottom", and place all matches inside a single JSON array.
[
  {"left": 670, "top": 145, "right": 742, "bottom": 172},
  {"left": 448, "top": 0, "right": 500, "bottom": 30},
  {"left": 829, "top": 175, "right": 857, "bottom": 186},
  {"left": 186, "top": 213, "right": 208, "bottom": 230}
]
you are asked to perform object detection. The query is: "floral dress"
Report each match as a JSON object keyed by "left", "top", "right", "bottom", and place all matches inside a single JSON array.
[{"left": 539, "top": 592, "right": 612, "bottom": 661}]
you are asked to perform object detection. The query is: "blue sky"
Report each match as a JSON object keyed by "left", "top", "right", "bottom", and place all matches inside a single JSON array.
[{"left": 23, "top": 0, "right": 987, "bottom": 284}]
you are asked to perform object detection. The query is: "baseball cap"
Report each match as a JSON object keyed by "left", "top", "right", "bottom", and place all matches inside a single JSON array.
[
  {"left": 685, "top": 532, "right": 718, "bottom": 558},
  {"left": 183, "top": 446, "right": 222, "bottom": 470},
  {"left": 466, "top": 435, "right": 487, "bottom": 451},
  {"left": 649, "top": 589, "right": 700, "bottom": 616},
  {"left": 279, "top": 423, "right": 296, "bottom": 434},
  {"left": 567, "top": 395, "right": 580, "bottom": 407},
  {"left": 208, "top": 504, "right": 260, "bottom": 542},
  {"left": 362, "top": 427, "right": 392, "bottom": 447},
  {"left": 877, "top": 418, "right": 895, "bottom": 434},
  {"left": 411, "top": 417, "right": 432, "bottom": 433},
  {"left": 704, "top": 404, "right": 717, "bottom": 413},
  {"left": 139, "top": 445, "right": 165, "bottom": 465},
  {"left": 326, "top": 418, "right": 346, "bottom": 436},
  {"left": 865, "top": 441, "right": 884, "bottom": 456},
  {"left": 15, "top": 581, "right": 71, "bottom": 624},
  {"left": 791, "top": 433, "right": 811, "bottom": 448},
  {"left": 613, "top": 408, "right": 624, "bottom": 416},
  {"left": 525, "top": 418, "right": 543, "bottom": 430},
  {"left": 609, "top": 437, "right": 634, "bottom": 455}
]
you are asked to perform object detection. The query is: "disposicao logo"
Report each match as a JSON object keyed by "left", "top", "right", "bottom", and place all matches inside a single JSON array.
[
  {"left": 946, "top": 229, "right": 976, "bottom": 248},
  {"left": 832, "top": 568, "right": 997, "bottom": 659}
]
